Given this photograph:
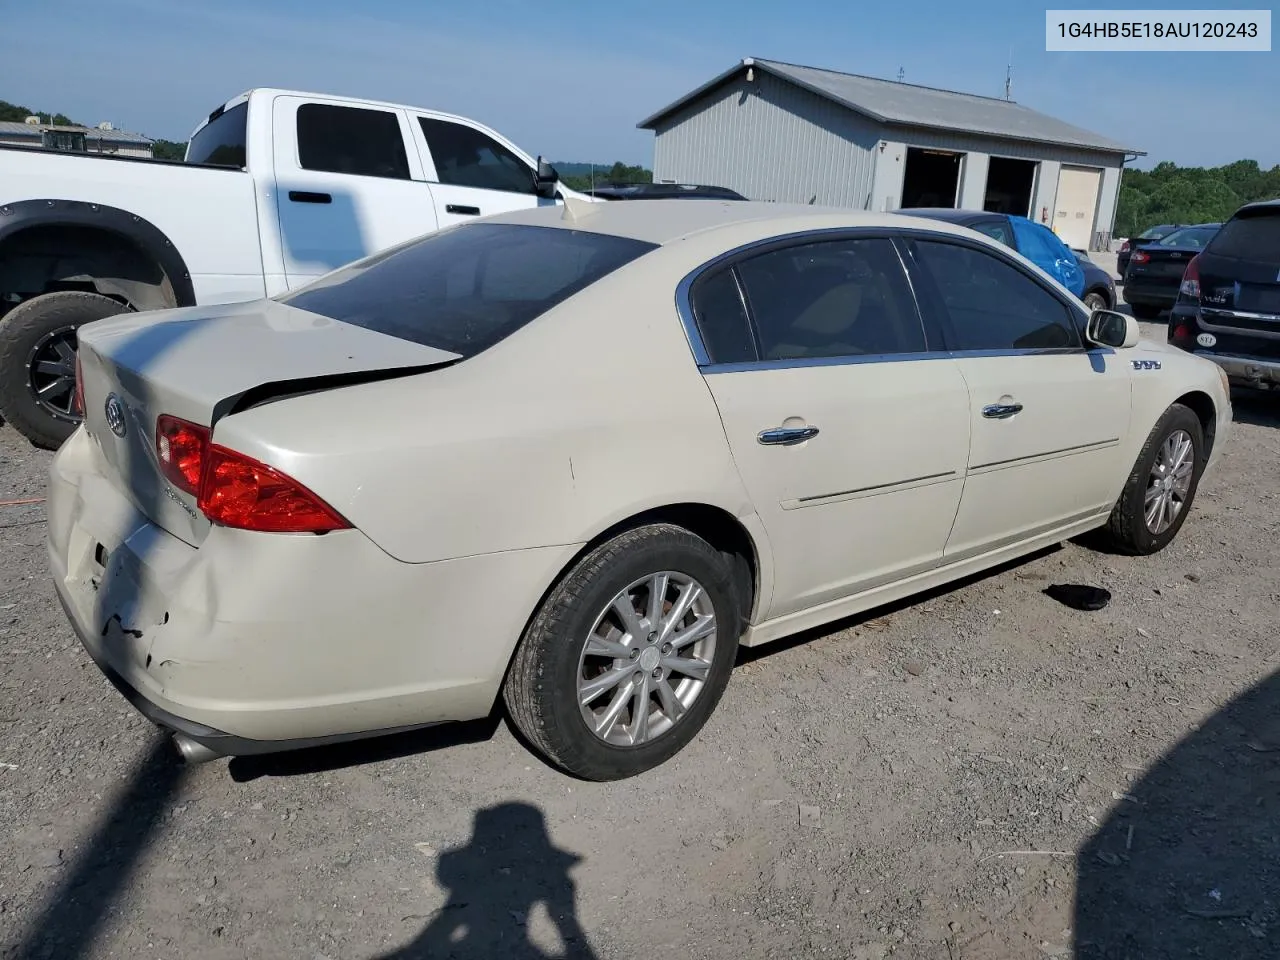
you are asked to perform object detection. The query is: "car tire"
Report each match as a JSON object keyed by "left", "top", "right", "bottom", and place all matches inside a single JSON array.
[
  {"left": 0, "top": 291, "right": 128, "bottom": 449},
  {"left": 1083, "top": 290, "right": 1109, "bottom": 311},
  {"left": 1130, "top": 303, "right": 1161, "bottom": 320},
  {"left": 504, "top": 522, "right": 741, "bottom": 781},
  {"left": 1101, "top": 403, "right": 1205, "bottom": 555}
]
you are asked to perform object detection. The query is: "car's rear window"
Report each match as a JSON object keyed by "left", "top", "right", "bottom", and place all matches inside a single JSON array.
[
  {"left": 278, "top": 223, "right": 657, "bottom": 357},
  {"left": 1207, "top": 210, "right": 1280, "bottom": 262},
  {"left": 1158, "top": 225, "right": 1217, "bottom": 249}
]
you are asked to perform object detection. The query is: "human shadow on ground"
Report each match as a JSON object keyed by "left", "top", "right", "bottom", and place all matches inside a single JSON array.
[
  {"left": 1074, "top": 667, "right": 1280, "bottom": 958},
  {"left": 6, "top": 738, "right": 186, "bottom": 960},
  {"left": 372, "top": 801, "right": 598, "bottom": 960}
]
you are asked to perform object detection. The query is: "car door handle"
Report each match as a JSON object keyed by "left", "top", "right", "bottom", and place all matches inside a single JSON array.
[
  {"left": 288, "top": 191, "right": 331, "bottom": 204},
  {"left": 757, "top": 426, "right": 819, "bottom": 446},
  {"left": 446, "top": 204, "right": 481, "bottom": 215},
  {"left": 981, "top": 402, "right": 1024, "bottom": 420}
]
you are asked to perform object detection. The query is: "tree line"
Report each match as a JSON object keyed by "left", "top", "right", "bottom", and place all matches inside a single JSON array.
[{"left": 1116, "top": 159, "right": 1280, "bottom": 236}]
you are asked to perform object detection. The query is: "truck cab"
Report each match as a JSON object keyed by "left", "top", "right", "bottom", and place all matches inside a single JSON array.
[{"left": 0, "top": 88, "right": 588, "bottom": 447}]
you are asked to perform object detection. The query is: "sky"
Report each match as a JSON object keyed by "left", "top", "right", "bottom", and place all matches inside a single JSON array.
[{"left": 1, "top": 0, "right": 1274, "bottom": 169}]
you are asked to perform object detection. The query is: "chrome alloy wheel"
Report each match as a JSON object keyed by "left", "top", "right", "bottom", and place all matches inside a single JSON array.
[
  {"left": 577, "top": 572, "right": 718, "bottom": 747},
  {"left": 1145, "top": 428, "right": 1194, "bottom": 535}
]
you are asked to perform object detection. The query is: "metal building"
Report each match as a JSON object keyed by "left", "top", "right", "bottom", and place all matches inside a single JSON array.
[{"left": 638, "top": 58, "right": 1144, "bottom": 251}]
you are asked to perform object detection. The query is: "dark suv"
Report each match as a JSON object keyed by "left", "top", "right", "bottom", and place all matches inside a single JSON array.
[{"left": 1168, "top": 200, "right": 1280, "bottom": 389}]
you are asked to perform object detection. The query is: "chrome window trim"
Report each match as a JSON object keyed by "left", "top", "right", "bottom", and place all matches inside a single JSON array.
[{"left": 674, "top": 225, "right": 1094, "bottom": 371}]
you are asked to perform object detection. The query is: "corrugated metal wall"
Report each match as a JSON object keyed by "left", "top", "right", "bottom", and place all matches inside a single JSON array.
[{"left": 651, "top": 72, "right": 880, "bottom": 208}]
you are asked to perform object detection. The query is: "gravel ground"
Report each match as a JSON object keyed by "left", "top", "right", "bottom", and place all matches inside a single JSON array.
[{"left": 2, "top": 318, "right": 1278, "bottom": 960}]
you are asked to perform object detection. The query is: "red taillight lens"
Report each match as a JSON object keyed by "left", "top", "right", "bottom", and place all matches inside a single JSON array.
[
  {"left": 156, "top": 415, "right": 210, "bottom": 496},
  {"left": 72, "top": 350, "right": 85, "bottom": 417},
  {"left": 1132, "top": 250, "right": 1150, "bottom": 265},
  {"left": 1172, "top": 324, "right": 1191, "bottom": 341},
  {"left": 198, "top": 445, "right": 350, "bottom": 533},
  {"left": 1179, "top": 254, "right": 1201, "bottom": 300}
]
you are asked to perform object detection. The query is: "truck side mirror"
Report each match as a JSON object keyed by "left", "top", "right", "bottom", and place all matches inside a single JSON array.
[{"left": 534, "top": 156, "right": 559, "bottom": 198}]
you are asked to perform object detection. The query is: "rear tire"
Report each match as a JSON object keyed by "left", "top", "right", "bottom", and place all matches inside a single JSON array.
[
  {"left": 1101, "top": 403, "right": 1205, "bottom": 555},
  {"left": 503, "top": 523, "right": 740, "bottom": 781},
  {"left": 0, "top": 291, "right": 128, "bottom": 449},
  {"left": 1130, "top": 302, "right": 1161, "bottom": 320}
]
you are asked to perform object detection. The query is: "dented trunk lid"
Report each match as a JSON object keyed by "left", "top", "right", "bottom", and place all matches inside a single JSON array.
[{"left": 76, "top": 299, "right": 460, "bottom": 546}]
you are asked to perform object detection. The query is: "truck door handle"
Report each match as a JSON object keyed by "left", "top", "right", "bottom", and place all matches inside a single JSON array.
[
  {"left": 446, "top": 204, "right": 481, "bottom": 215},
  {"left": 757, "top": 426, "right": 819, "bottom": 446},
  {"left": 982, "top": 402, "right": 1024, "bottom": 420},
  {"left": 288, "top": 191, "right": 332, "bottom": 204}
]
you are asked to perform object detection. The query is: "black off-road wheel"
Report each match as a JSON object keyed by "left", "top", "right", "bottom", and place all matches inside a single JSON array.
[
  {"left": 1101, "top": 403, "right": 1206, "bottom": 555},
  {"left": 0, "top": 291, "right": 127, "bottom": 449},
  {"left": 503, "top": 523, "right": 741, "bottom": 781}
]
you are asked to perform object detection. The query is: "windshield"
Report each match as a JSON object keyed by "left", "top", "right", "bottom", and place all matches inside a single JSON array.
[
  {"left": 1158, "top": 226, "right": 1218, "bottom": 249},
  {"left": 278, "top": 223, "right": 656, "bottom": 358}
]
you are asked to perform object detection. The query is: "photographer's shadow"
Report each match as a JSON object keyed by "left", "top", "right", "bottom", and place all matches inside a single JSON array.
[{"left": 375, "top": 802, "right": 597, "bottom": 960}]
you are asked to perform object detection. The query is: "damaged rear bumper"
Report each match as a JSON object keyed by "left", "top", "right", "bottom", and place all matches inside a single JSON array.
[{"left": 46, "top": 427, "right": 580, "bottom": 760}]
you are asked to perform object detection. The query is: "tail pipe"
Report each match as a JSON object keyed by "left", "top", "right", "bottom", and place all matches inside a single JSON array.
[{"left": 172, "top": 733, "right": 221, "bottom": 764}]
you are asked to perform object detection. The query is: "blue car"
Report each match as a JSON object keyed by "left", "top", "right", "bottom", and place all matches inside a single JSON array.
[{"left": 902, "top": 209, "right": 1104, "bottom": 306}]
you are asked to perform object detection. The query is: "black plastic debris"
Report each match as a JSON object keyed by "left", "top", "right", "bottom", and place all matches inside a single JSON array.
[{"left": 1044, "top": 584, "right": 1112, "bottom": 611}]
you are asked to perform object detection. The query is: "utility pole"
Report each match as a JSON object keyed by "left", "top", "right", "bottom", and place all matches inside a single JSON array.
[
  {"left": 897, "top": 67, "right": 905, "bottom": 83},
  {"left": 1004, "top": 49, "right": 1013, "bottom": 100}
]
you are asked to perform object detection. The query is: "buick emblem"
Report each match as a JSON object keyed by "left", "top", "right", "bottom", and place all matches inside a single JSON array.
[{"left": 104, "top": 393, "right": 127, "bottom": 438}]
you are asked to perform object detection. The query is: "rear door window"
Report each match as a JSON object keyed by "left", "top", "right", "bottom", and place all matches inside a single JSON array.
[
  {"left": 971, "top": 218, "right": 1014, "bottom": 249},
  {"left": 296, "top": 103, "right": 411, "bottom": 180},
  {"left": 278, "top": 223, "right": 655, "bottom": 357},
  {"left": 1207, "top": 212, "right": 1280, "bottom": 261},
  {"left": 733, "top": 237, "right": 927, "bottom": 361}
]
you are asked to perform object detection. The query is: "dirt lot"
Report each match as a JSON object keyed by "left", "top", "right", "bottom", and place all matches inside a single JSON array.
[{"left": 2, "top": 320, "right": 1279, "bottom": 960}]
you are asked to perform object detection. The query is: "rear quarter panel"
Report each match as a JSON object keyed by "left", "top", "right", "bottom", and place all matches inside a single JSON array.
[{"left": 210, "top": 241, "right": 757, "bottom": 566}]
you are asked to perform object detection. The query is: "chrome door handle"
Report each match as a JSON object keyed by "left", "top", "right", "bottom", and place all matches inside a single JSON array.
[
  {"left": 982, "top": 402, "right": 1023, "bottom": 420},
  {"left": 757, "top": 426, "right": 819, "bottom": 446}
]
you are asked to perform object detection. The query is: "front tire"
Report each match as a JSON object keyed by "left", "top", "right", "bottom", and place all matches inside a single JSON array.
[
  {"left": 1101, "top": 403, "right": 1205, "bottom": 555},
  {"left": 1083, "top": 290, "right": 1109, "bottom": 312},
  {"left": 503, "top": 523, "right": 741, "bottom": 781},
  {"left": 0, "top": 291, "right": 128, "bottom": 449}
]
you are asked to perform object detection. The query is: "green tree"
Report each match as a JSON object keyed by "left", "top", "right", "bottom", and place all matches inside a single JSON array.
[
  {"left": 1116, "top": 159, "right": 1280, "bottom": 236},
  {"left": 151, "top": 139, "right": 187, "bottom": 161}
]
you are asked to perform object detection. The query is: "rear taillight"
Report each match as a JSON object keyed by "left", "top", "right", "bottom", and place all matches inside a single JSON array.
[
  {"left": 1171, "top": 323, "right": 1192, "bottom": 341},
  {"left": 72, "top": 351, "right": 85, "bottom": 417},
  {"left": 154, "top": 414, "right": 349, "bottom": 533},
  {"left": 156, "top": 415, "right": 210, "bottom": 496},
  {"left": 1179, "top": 254, "right": 1201, "bottom": 301},
  {"left": 199, "top": 445, "right": 349, "bottom": 533},
  {"left": 1131, "top": 250, "right": 1150, "bottom": 265}
]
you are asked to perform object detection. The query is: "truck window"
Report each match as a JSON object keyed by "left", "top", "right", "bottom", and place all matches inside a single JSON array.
[
  {"left": 418, "top": 118, "right": 535, "bottom": 195},
  {"left": 296, "top": 104, "right": 410, "bottom": 180},
  {"left": 187, "top": 102, "right": 247, "bottom": 167}
]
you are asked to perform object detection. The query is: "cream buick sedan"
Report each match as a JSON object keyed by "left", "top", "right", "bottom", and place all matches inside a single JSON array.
[{"left": 48, "top": 200, "right": 1232, "bottom": 780}]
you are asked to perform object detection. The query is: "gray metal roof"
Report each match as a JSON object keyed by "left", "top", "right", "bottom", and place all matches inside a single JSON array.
[
  {"left": 638, "top": 58, "right": 1143, "bottom": 156},
  {"left": 0, "top": 120, "right": 153, "bottom": 145}
]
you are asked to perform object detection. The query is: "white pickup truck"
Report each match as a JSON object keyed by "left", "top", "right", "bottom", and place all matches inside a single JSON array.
[{"left": 0, "top": 88, "right": 590, "bottom": 447}]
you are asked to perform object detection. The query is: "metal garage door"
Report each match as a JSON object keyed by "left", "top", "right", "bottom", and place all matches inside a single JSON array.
[{"left": 1054, "top": 166, "right": 1101, "bottom": 249}]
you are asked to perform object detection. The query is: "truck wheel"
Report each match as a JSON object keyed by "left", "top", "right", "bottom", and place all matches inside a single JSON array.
[{"left": 0, "top": 291, "right": 128, "bottom": 449}]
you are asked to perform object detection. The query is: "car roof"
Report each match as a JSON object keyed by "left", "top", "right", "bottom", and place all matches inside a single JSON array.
[
  {"left": 484, "top": 199, "right": 985, "bottom": 248},
  {"left": 895, "top": 208, "right": 989, "bottom": 223}
]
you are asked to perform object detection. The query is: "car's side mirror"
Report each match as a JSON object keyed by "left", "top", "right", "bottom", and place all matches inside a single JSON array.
[
  {"left": 1086, "top": 308, "right": 1140, "bottom": 349},
  {"left": 534, "top": 155, "right": 559, "bottom": 198}
]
